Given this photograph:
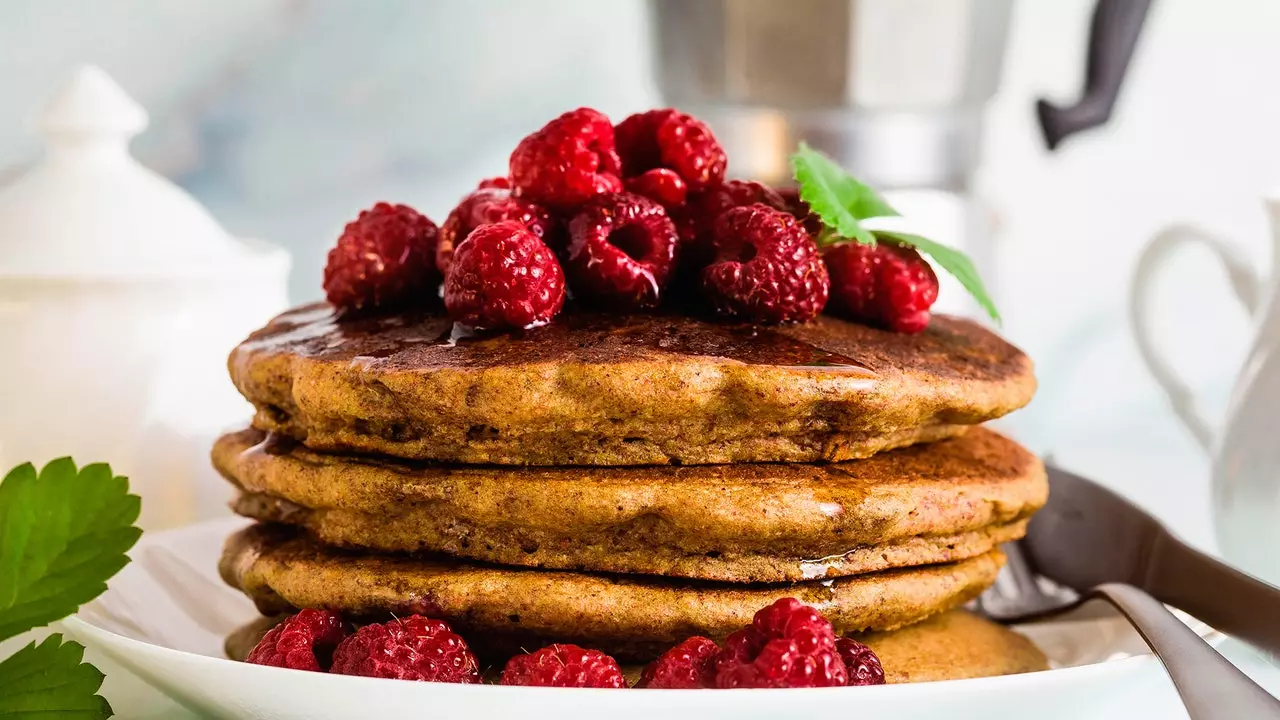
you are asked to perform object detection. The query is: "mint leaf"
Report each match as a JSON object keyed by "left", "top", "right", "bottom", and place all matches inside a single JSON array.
[
  {"left": 0, "top": 635, "right": 112, "bottom": 719},
  {"left": 790, "top": 141, "right": 1001, "bottom": 323},
  {"left": 790, "top": 142, "right": 898, "bottom": 245},
  {"left": 877, "top": 230, "right": 1001, "bottom": 323},
  {"left": 0, "top": 459, "right": 140, "bottom": 643}
]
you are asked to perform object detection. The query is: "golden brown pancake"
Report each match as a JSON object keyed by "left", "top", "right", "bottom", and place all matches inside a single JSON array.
[
  {"left": 224, "top": 609, "right": 1048, "bottom": 683},
  {"left": 215, "top": 426, "right": 1046, "bottom": 582},
  {"left": 220, "top": 523, "right": 1004, "bottom": 662},
  {"left": 229, "top": 304, "right": 1034, "bottom": 466}
]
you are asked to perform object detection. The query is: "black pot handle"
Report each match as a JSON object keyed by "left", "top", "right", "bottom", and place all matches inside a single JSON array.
[{"left": 1037, "top": 0, "right": 1154, "bottom": 151}]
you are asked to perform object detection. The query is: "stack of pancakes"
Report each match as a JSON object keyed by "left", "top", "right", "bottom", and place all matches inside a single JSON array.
[{"left": 217, "top": 304, "right": 1045, "bottom": 673}]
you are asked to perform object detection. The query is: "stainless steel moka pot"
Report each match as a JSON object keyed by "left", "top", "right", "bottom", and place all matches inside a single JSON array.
[{"left": 648, "top": 0, "right": 1151, "bottom": 303}]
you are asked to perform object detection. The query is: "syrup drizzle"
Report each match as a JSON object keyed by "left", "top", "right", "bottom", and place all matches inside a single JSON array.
[{"left": 249, "top": 304, "right": 877, "bottom": 381}]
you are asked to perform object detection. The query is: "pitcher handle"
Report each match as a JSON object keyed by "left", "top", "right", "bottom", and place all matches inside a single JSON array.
[{"left": 1129, "top": 224, "right": 1263, "bottom": 452}]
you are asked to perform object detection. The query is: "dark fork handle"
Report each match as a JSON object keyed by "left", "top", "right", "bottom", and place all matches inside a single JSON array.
[{"left": 1092, "top": 583, "right": 1280, "bottom": 719}]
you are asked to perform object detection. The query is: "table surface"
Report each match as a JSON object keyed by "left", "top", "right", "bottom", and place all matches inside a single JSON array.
[{"left": 50, "top": 419, "right": 1280, "bottom": 718}]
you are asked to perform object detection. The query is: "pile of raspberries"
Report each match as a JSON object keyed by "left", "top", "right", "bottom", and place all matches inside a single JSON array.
[
  {"left": 247, "top": 597, "right": 886, "bottom": 689},
  {"left": 322, "top": 107, "right": 938, "bottom": 334}
]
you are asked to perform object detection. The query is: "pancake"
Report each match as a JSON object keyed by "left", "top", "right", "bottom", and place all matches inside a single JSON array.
[
  {"left": 224, "top": 609, "right": 1048, "bottom": 684},
  {"left": 220, "top": 523, "right": 1004, "bottom": 662},
  {"left": 215, "top": 426, "right": 1047, "bottom": 582},
  {"left": 229, "top": 304, "right": 1034, "bottom": 466}
]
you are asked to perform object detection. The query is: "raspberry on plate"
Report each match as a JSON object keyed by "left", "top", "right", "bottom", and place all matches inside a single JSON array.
[
  {"left": 637, "top": 636, "right": 720, "bottom": 689},
  {"left": 823, "top": 241, "right": 939, "bottom": 334},
  {"left": 245, "top": 609, "right": 347, "bottom": 672},
  {"left": 835, "top": 637, "right": 887, "bottom": 686},
  {"left": 322, "top": 202, "right": 440, "bottom": 313},
  {"left": 330, "top": 615, "right": 480, "bottom": 683},
  {"left": 701, "top": 204, "right": 829, "bottom": 324},
  {"left": 500, "top": 644, "right": 626, "bottom": 688},
  {"left": 566, "top": 192, "right": 679, "bottom": 309},
  {"left": 713, "top": 598, "right": 849, "bottom": 689},
  {"left": 510, "top": 108, "right": 623, "bottom": 209},
  {"left": 437, "top": 185, "right": 558, "bottom": 274},
  {"left": 443, "top": 221, "right": 566, "bottom": 330},
  {"left": 615, "top": 109, "right": 726, "bottom": 195}
]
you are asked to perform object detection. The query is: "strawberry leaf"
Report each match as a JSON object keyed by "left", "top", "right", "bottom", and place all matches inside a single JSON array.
[
  {"left": 0, "top": 635, "right": 112, "bottom": 719},
  {"left": 0, "top": 459, "right": 141, "bottom": 643}
]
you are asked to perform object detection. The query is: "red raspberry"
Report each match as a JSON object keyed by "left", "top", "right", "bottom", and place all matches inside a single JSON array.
[
  {"left": 615, "top": 109, "right": 726, "bottom": 194},
  {"left": 637, "top": 637, "right": 720, "bottom": 689},
  {"left": 625, "top": 168, "right": 688, "bottom": 208},
  {"left": 835, "top": 637, "right": 887, "bottom": 686},
  {"left": 713, "top": 598, "right": 848, "bottom": 689},
  {"left": 477, "top": 176, "right": 511, "bottom": 190},
  {"left": 510, "top": 108, "right": 623, "bottom": 209},
  {"left": 330, "top": 616, "right": 480, "bottom": 683},
  {"left": 500, "top": 644, "right": 626, "bottom": 688},
  {"left": 245, "top": 609, "right": 347, "bottom": 672},
  {"left": 322, "top": 203, "right": 440, "bottom": 313},
  {"left": 701, "top": 205, "right": 829, "bottom": 324},
  {"left": 437, "top": 186, "right": 558, "bottom": 274},
  {"left": 566, "top": 193, "right": 679, "bottom": 309},
  {"left": 682, "top": 180, "right": 791, "bottom": 259},
  {"left": 823, "top": 241, "right": 939, "bottom": 334},
  {"left": 443, "top": 221, "right": 566, "bottom": 330},
  {"left": 775, "top": 187, "right": 824, "bottom": 236}
]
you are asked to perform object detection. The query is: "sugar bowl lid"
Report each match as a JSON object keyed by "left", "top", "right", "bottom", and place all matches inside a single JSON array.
[{"left": 0, "top": 65, "right": 281, "bottom": 280}]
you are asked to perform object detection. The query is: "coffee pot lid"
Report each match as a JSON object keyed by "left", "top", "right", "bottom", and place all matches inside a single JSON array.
[{"left": 0, "top": 65, "right": 276, "bottom": 280}]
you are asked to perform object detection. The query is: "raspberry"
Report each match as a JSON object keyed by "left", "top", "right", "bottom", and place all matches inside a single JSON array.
[
  {"left": 437, "top": 185, "right": 558, "bottom": 274},
  {"left": 510, "top": 108, "right": 623, "bottom": 209},
  {"left": 565, "top": 193, "right": 679, "bottom": 309},
  {"left": 835, "top": 637, "right": 887, "bottom": 686},
  {"left": 701, "top": 205, "right": 829, "bottom": 324},
  {"left": 245, "top": 609, "right": 347, "bottom": 672},
  {"left": 443, "top": 221, "right": 566, "bottom": 330},
  {"left": 477, "top": 176, "right": 511, "bottom": 190},
  {"left": 682, "top": 180, "right": 791, "bottom": 259},
  {"left": 615, "top": 109, "right": 726, "bottom": 193},
  {"left": 823, "top": 241, "right": 939, "bottom": 334},
  {"left": 500, "top": 644, "right": 626, "bottom": 688},
  {"left": 625, "top": 168, "right": 688, "bottom": 208},
  {"left": 713, "top": 598, "right": 848, "bottom": 689},
  {"left": 322, "top": 203, "right": 440, "bottom": 313},
  {"left": 775, "top": 187, "right": 823, "bottom": 236},
  {"left": 637, "top": 637, "right": 720, "bottom": 689},
  {"left": 330, "top": 616, "right": 480, "bottom": 683}
]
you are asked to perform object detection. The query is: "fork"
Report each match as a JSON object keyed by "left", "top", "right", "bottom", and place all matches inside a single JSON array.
[{"left": 979, "top": 541, "right": 1280, "bottom": 719}]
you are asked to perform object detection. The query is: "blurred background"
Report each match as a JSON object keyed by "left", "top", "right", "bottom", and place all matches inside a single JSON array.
[{"left": 2, "top": 0, "right": 1278, "bottom": 545}]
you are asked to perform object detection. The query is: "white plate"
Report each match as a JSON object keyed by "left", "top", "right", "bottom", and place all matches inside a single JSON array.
[{"left": 65, "top": 517, "right": 1205, "bottom": 720}]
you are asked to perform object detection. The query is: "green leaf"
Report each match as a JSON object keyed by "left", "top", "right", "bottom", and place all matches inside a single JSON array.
[
  {"left": 0, "top": 459, "right": 140, "bottom": 643},
  {"left": 790, "top": 142, "right": 899, "bottom": 245},
  {"left": 0, "top": 635, "right": 112, "bottom": 719},
  {"left": 877, "top": 230, "right": 1002, "bottom": 324}
]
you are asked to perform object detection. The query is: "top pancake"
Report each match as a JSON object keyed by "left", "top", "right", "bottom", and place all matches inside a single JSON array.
[{"left": 230, "top": 304, "right": 1035, "bottom": 466}]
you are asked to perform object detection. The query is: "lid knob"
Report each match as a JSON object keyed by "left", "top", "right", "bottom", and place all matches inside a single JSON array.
[{"left": 39, "top": 64, "right": 148, "bottom": 142}]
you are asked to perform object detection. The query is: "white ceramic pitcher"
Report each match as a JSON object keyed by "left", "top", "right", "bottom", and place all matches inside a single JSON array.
[{"left": 1130, "top": 196, "right": 1280, "bottom": 584}]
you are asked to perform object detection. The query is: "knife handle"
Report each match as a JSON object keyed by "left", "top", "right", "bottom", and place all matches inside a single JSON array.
[
  {"left": 1147, "top": 532, "right": 1280, "bottom": 658},
  {"left": 1091, "top": 583, "right": 1280, "bottom": 719}
]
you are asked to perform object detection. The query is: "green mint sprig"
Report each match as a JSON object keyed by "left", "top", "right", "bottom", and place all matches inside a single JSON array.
[
  {"left": 790, "top": 142, "right": 1001, "bottom": 323},
  {"left": 0, "top": 459, "right": 142, "bottom": 719}
]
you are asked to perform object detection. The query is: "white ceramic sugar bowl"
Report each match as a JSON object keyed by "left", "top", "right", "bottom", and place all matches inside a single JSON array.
[{"left": 0, "top": 66, "right": 289, "bottom": 529}]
